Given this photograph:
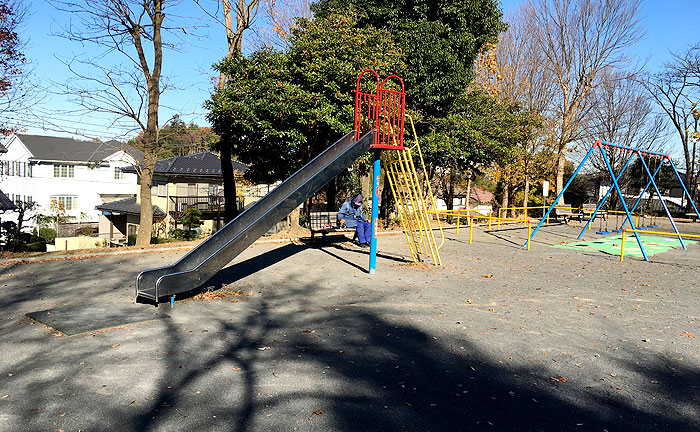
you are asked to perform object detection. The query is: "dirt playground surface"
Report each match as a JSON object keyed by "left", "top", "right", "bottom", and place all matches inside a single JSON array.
[{"left": 0, "top": 220, "right": 699, "bottom": 431}]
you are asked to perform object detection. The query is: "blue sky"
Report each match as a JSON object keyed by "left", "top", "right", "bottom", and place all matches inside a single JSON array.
[{"left": 15, "top": 0, "right": 700, "bottom": 142}]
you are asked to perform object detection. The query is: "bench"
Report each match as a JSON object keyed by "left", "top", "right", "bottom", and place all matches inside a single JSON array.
[
  {"left": 686, "top": 212, "right": 699, "bottom": 222},
  {"left": 555, "top": 205, "right": 578, "bottom": 223},
  {"left": 308, "top": 211, "right": 357, "bottom": 244},
  {"left": 582, "top": 203, "right": 607, "bottom": 221}
]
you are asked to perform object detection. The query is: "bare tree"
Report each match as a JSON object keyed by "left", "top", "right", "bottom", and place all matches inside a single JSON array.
[
  {"left": 642, "top": 44, "right": 700, "bottom": 208},
  {"left": 585, "top": 68, "right": 666, "bottom": 208},
  {"left": 54, "top": 0, "right": 170, "bottom": 246},
  {"left": 253, "top": 0, "right": 311, "bottom": 50},
  {"left": 526, "top": 0, "right": 644, "bottom": 203},
  {"left": 475, "top": 7, "right": 556, "bottom": 215}
]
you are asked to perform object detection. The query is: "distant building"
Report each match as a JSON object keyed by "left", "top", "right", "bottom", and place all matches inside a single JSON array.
[
  {"left": 99, "top": 151, "right": 249, "bottom": 239},
  {"left": 0, "top": 134, "right": 139, "bottom": 231}
]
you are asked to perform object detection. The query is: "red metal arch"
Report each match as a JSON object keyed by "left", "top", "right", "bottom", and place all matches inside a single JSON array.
[{"left": 354, "top": 70, "right": 406, "bottom": 150}]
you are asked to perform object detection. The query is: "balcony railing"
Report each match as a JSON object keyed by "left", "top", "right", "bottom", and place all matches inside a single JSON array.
[{"left": 169, "top": 195, "right": 244, "bottom": 215}]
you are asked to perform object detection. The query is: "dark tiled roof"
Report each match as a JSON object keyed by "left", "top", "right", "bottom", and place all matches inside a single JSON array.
[
  {"left": 0, "top": 189, "right": 16, "bottom": 211},
  {"left": 16, "top": 134, "right": 139, "bottom": 163},
  {"left": 96, "top": 197, "right": 165, "bottom": 218},
  {"left": 123, "top": 152, "right": 248, "bottom": 177},
  {"left": 0, "top": 143, "right": 7, "bottom": 153}
]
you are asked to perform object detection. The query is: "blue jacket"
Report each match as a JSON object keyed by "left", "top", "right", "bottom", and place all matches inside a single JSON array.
[{"left": 337, "top": 200, "right": 365, "bottom": 228}]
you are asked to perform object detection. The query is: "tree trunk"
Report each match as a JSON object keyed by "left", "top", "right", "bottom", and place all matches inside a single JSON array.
[
  {"left": 555, "top": 147, "right": 567, "bottom": 205},
  {"left": 523, "top": 176, "right": 530, "bottom": 218},
  {"left": 380, "top": 170, "right": 391, "bottom": 221},
  {"left": 325, "top": 180, "right": 336, "bottom": 212},
  {"left": 134, "top": 1, "right": 163, "bottom": 247},
  {"left": 508, "top": 186, "right": 517, "bottom": 218},
  {"left": 501, "top": 182, "right": 509, "bottom": 213},
  {"left": 220, "top": 146, "right": 239, "bottom": 222},
  {"left": 136, "top": 149, "right": 157, "bottom": 246},
  {"left": 465, "top": 173, "right": 472, "bottom": 210},
  {"left": 287, "top": 206, "right": 300, "bottom": 228}
]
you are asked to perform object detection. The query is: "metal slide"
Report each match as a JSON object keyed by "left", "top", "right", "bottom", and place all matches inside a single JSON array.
[{"left": 136, "top": 131, "right": 372, "bottom": 302}]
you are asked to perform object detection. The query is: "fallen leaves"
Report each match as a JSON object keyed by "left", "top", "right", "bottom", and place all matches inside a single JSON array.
[
  {"left": 680, "top": 332, "right": 694, "bottom": 338},
  {"left": 191, "top": 288, "right": 255, "bottom": 302},
  {"left": 1, "top": 394, "right": 8, "bottom": 399},
  {"left": 482, "top": 274, "right": 494, "bottom": 278},
  {"left": 312, "top": 410, "right": 325, "bottom": 416}
]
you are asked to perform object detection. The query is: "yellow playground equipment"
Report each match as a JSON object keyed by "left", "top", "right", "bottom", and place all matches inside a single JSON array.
[{"left": 383, "top": 115, "right": 444, "bottom": 266}]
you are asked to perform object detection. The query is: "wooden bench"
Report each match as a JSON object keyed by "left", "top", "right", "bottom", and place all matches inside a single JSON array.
[
  {"left": 686, "top": 212, "right": 699, "bottom": 222},
  {"left": 582, "top": 203, "right": 606, "bottom": 221},
  {"left": 555, "top": 205, "right": 578, "bottom": 223},
  {"left": 308, "top": 211, "right": 357, "bottom": 244}
]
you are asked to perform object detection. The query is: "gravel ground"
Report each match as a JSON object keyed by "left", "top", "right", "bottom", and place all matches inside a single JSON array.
[{"left": 0, "top": 219, "right": 699, "bottom": 432}]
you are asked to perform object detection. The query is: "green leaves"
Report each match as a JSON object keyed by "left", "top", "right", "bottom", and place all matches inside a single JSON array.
[{"left": 207, "top": 14, "right": 404, "bottom": 184}]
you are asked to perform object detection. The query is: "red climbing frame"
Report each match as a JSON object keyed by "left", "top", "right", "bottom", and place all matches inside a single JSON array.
[{"left": 354, "top": 70, "right": 406, "bottom": 150}]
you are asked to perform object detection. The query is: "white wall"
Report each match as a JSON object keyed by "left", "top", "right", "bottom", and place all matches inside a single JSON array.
[{"left": 0, "top": 137, "right": 138, "bottom": 227}]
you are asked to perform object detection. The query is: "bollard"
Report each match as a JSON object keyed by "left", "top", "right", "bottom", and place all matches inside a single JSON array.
[
  {"left": 457, "top": 214, "right": 460, "bottom": 234},
  {"left": 469, "top": 216, "right": 473, "bottom": 244},
  {"left": 526, "top": 222, "right": 531, "bottom": 250},
  {"left": 620, "top": 230, "right": 626, "bottom": 262}
]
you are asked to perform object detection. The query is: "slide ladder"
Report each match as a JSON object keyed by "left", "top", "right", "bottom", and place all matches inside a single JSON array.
[
  {"left": 136, "top": 131, "right": 373, "bottom": 302},
  {"left": 383, "top": 121, "right": 443, "bottom": 266}
]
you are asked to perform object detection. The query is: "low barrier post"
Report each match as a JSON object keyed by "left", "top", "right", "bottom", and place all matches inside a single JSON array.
[
  {"left": 469, "top": 216, "right": 473, "bottom": 244},
  {"left": 527, "top": 222, "right": 531, "bottom": 251},
  {"left": 620, "top": 229, "right": 626, "bottom": 262},
  {"left": 456, "top": 213, "right": 461, "bottom": 234}
]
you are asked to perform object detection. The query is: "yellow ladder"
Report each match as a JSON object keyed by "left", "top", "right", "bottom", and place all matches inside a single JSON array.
[{"left": 383, "top": 115, "right": 444, "bottom": 266}]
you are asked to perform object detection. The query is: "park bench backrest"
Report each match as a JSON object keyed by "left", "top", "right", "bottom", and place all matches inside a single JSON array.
[{"left": 309, "top": 211, "right": 337, "bottom": 230}]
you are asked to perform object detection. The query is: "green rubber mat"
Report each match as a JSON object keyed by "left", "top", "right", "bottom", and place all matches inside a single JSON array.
[{"left": 552, "top": 234, "right": 695, "bottom": 257}]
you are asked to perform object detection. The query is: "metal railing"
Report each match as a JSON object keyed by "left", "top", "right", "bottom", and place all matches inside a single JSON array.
[{"left": 169, "top": 195, "right": 244, "bottom": 214}]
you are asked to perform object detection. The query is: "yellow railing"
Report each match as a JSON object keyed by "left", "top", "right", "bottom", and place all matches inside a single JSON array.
[
  {"left": 620, "top": 229, "right": 700, "bottom": 261},
  {"left": 430, "top": 209, "right": 533, "bottom": 250}
]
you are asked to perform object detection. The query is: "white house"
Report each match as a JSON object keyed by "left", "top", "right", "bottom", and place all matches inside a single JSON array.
[{"left": 0, "top": 134, "right": 139, "bottom": 230}]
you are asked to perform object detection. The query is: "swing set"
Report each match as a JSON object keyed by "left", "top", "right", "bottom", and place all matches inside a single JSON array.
[{"left": 528, "top": 139, "right": 700, "bottom": 261}]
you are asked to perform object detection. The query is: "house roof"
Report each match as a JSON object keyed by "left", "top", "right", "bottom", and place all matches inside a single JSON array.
[
  {"left": 96, "top": 197, "right": 165, "bottom": 218},
  {"left": 0, "top": 143, "right": 7, "bottom": 153},
  {"left": 123, "top": 151, "right": 249, "bottom": 177},
  {"left": 15, "top": 134, "right": 140, "bottom": 163},
  {"left": 0, "top": 189, "right": 16, "bottom": 211},
  {"left": 470, "top": 187, "right": 494, "bottom": 204}
]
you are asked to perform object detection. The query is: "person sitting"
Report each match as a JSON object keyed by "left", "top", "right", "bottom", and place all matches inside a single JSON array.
[{"left": 337, "top": 194, "right": 371, "bottom": 247}]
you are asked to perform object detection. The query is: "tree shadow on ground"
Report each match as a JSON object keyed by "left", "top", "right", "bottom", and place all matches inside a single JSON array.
[{"left": 77, "top": 281, "right": 700, "bottom": 432}]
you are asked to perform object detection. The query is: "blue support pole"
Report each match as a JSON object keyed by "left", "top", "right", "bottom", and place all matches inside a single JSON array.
[
  {"left": 668, "top": 158, "right": 700, "bottom": 219},
  {"left": 526, "top": 144, "right": 596, "bottom": 246},
  {"left": 600, "top": 148, "right": 649, "bottom": 261},
  {"left": 369, "top": 149, "right": 381, "bottom": 274},
  {"left": 638, "top": 156, "right": 686, "bottom": 249},
  {"left": 577, "top": 151, "right": 637, "bottom": 239},
  {"left": 620, "top": 160, "right": 664, "bottom": 229}
]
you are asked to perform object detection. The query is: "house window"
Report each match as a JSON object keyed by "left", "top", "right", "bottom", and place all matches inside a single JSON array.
[
  {"left": 51, "top": 196, "right": 78, "bottom": 211},
  {"left": 54, "top": 164, "right": 75, "bottom": 178},
  {"left": 114, "top": 167, "right": 125, "bottom": 180},
  {"left": 157, "top": 184, "right": 167, "bottom": 197}
]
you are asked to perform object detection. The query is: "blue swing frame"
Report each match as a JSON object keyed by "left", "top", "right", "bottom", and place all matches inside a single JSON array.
[{"left": 526, "top": 140, "right": 700, "bottom": 261}]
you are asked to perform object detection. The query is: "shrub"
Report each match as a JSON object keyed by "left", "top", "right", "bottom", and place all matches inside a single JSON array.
[
  {"left": 38, "top": 228, "right": 56, "bottom": 244},
  {"left": 18, "top": 241, "right": 46, "bottom": 252},
  {"left": 75, "top": 226, "right": 95, "bottom": 236},
  {"left": 127, "top": 234, "right": 137, "bottom": 246}
]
